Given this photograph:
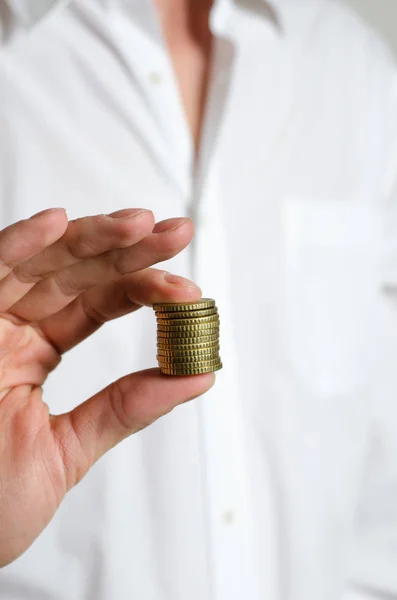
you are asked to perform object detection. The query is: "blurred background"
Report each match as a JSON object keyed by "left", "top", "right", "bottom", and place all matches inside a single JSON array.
[{"left": 343, "top": 0, "right": 397, "bottom": 59}]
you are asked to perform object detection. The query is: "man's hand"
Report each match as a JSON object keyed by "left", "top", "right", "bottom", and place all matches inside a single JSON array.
[{"left": 0, "top": 208, "right": 214, "bottom": 567}]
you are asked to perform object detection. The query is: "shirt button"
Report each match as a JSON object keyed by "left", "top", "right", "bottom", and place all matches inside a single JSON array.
[
  {"left": 221, "top": 509, "right": 235, "bottom": 525},
  {"left": 149, "top": 71, "right": 163, "bottom": 86}
]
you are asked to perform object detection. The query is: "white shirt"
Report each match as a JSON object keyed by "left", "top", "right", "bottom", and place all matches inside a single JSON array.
[{"left": 1, "top": 1, "right": 397, "bottom": 599}]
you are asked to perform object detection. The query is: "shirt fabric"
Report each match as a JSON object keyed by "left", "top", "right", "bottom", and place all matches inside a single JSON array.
[{"left": 1, "top": 1, "right": 397, "bottom": 599}]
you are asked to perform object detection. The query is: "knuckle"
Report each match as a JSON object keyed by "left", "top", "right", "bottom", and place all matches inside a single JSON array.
[
  {"left": 52, "top": 271, "right": 82, "bottom": 297},
  {"left": 52, "top": 416, "right": 89, "bottom": 490},
  {"left": 12, "top": 266, "right": 42, "bottom": 285},
  {"left": 108, "top": 379, "right": 134, "bottom": 432},
  {"left": 64, "top": 215, "right": 118, "bottom": 259},
  {"left": 106, "top": 249, "right": 126, "bottom": 276},
  {"left": 80, "top": 296, "right": 108, "bottom": 327},
  {"left": 64, "top": 237, "right": 101, "bottom": 260}
]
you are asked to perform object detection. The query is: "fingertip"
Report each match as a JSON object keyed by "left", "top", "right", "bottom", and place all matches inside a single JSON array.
[
  {"left": 181, "top": 372, "right": 217, "bottom": 402},
  {"left": 32, "top": 208, "right": 69, "bottom": 245},
  {"left": 31, "top": 207, "right": 68, "bottom": 234},
  {"left": 30, "top": 207, "right": 67, "bottom": 220},
  {"left": 161, "top": 370, "right": 217, "bottom": 399},
  {"left": 117, "top": 268, "right": 202, "bottom": 310},
  {"left": 111, "top": 208, "right": 156, "bottom": 230},
  {"left": 145, "top": 366, "right": 216, "bottom": 395},
  {"left": 108, "top": 208, "right": 153, "bottom": 220},
  {"left": 194, "top": 371, "right": 216, "bottom": 392},
  {"left": 162, "top": 272, "right": 201, "bottom": 292},
  {"left": 152, "top": 217, "right": 192, "bottom": 234}
]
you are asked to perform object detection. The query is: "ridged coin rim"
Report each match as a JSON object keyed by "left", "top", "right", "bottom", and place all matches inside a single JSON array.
[
  {"left": 157, "top": 330, "right": 219, "bottom": 339},
  {"left": 156, "top": 315, "right": 220, "bottom": 326},
  {"left": 157, "top": 332, "right": 219, "bottom": 341},
  {"left": 157, "top": 345, "right": 220, "bottom": 357},
  {"left": 157, "top": 323, "right": 220, "bottom": 332},
  {"left": 157, "top": 353, "right": 220, "bottom": 364},
  {"left": 158, "top": 356, "right": 222, "bottom": 366},
  {"left": 160, "top": 362, "right": 223, "bottom": 375},
  {"left": 155, "top": 307, "right": 218, "bottom": 319},
  {"left": 157, "top": 338, "right": 220, "bottom": 353},
  {"left": 153, "top": 298, "right": 215, "bottom": 312}
]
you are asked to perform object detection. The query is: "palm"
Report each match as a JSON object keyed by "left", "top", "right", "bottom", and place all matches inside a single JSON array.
[
  {"left": 0, "top": 318, "right": 65, "bottom": 564},
  {"left": 0, "top": 209, "right": 214, "bottom": 567}
]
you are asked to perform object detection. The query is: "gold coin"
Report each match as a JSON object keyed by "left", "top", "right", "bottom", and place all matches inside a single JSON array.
[
  {"left": 157, "top": 323, "right": 220, "bottom": 333},
  {"left": 157, "top": 316, "right": 219, "bottom": 326},
  {"left": 158, "top": 355, "right": 221, "bottom": 366},
  {"left": 153, "top": 298, "right": 215, "bottom": 312},
  {"left": 157, "top": 352, "right": 220, "bottom": 361},
  {"left": 157, "top": 343, "right": 220, "bottom": 354},
  {"left": 157, "top": 340, "right": 220, "bottom": 349},
  {"left": 157, "top": 323, "right": 219, "bottom": 332},
  {"left": 157, "top": 352, "right": 220, "bottom": 364},
  {"left": 160, "top": 362, "right": 223, "bottom": 376},
  {"left": 158, "top": 362, "right": 221, "bottom": 371},
  {"left": 158, "top": 357, "right": 220, "bottom": 366},
  {"left": 157, "top": 329, "right": 219, "bottom": 339},
  {"left": 157, "top": 332, "right": 219, "bottom": 342},
  {"left": 157, "top": 345, "right": 220, "bottom": 357},
  {"left": 155, "top": 307, "right": 218, "bottom": 319},
  {"left": 156, "top": 315, "right": 219, "bottom": 326},
  {"left": 157, "top": 349, "right": 220, "bottom": 357}
]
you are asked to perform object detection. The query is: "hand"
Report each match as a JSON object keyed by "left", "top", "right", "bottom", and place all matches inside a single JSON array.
[{"left": 0, "top": 208, "right": 215, "bottom": 567}]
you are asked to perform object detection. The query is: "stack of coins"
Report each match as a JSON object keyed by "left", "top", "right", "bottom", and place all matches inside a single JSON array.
[{"left": 153, "top": 298, "right": 222, "bottom": 376}]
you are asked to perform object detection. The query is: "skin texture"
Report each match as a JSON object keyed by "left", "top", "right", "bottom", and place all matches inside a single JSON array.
[
  {"left": 0, "top": 208, "right": 215, "bottom": 567},
  {"left": 154, "top": 0, "right": 213, "bottom": 149}
]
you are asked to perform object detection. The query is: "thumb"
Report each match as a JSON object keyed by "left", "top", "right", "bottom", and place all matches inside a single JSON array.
[{"left": 51, "top": 368, "right": 215, "bottom": 491}]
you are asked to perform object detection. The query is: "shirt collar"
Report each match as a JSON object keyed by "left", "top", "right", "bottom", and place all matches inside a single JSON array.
[
  {"left": 5, "top": 0, "right": 282, "bottom": 29},
  {"left": 4, "top": 0, "right": 67, "bottom": 27}
]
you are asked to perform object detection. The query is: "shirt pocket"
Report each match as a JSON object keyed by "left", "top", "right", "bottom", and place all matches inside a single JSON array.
[{"left": 283, "top": 198, "right": 383, "bottom": 397}]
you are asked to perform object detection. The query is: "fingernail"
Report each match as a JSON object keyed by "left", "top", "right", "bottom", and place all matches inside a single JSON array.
[
  {"left": 163, "top": 272, "right": 201, "bottom": 290},
  {"left": 31, "top": 208, "right": 65, "bottom": 219},
  {"left": 153, "top": 217, "right": 191, "bottom": 233},
  {"left": 108, "top": 208, "right": 151, "bottom": 219}
]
